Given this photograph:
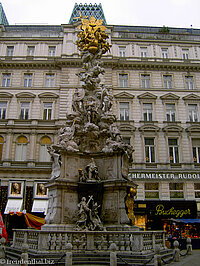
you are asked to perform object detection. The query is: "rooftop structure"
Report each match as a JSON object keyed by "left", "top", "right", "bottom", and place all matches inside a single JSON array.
[
  {"left": 69, "top": 3, "right": 107, "bottom": 24},
  {"left": 0, "top": 2, "right": 9, "bottom": 25}
]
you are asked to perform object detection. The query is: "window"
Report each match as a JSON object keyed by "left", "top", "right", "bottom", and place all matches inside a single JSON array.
[
  {"left": 161, "top": 48, "right": 168, "bottom": 59},
  {"left": 182, "top": 49, "right": 189, "bottom": 60},
  {"left": 40, "top": 136, "right": 51, "bottom": 162},
  {"left": 169, "top": 183, "right": 184, "bottom": 199},
  {"left": 192, "top": 139, "right": 200, "bottom": 163},
  {"left": 163, "top": 75, "right": 172, "bottom": 89},
  {"left": 2, "top": 74, "right": 11, "bottom": 87},
  {"left": 0, "top": 136, "right": 4, "bottom": 161},
  {"left": 15, "top": 136, "right": 27, "bottom": 161},
  {"left": 119, "top": 74, "right": 128, "bottom": 88},
  {"left": 45, "top": 74, "right": 55, "bottom": 87},
  {"left": 24, "top": 74, "right": 33, "bottom": 88},
  {"left": 19, "top": 102, "right": 30, "bottom": 120},
  {"left": 194, "top": 183, "right": 200, "bottom": 199},
  {"left": 141, "top": 74, "right": 150, "bottom": 88},
  {"left": 119, "top": 46, "right": 126, "bottom": 57},
  {"left": 188, "top": 104, "right": 198, "bottom": 122},
  {"left": 0, "top": 102, "right": 7, "bottom": 119},
  {"left": 166, "top": 103, "right": 176, "bottom": 122},
  {"left": 143, "top": 103, "right": 153, "bottom": 121},
  {"left": 48, "top": 46, "right": 56, "bottom": 56},
  {"left": 144, "top": 138, "right": 155, "bottom": 163},
  {"left": 168, "top": 138, "right": 179, "bottom": 163},
  {"left": 27, "top": 46, "right": 35, "bottom": 56},
  {"left": 6, "top": 46, "right": 14, "bottom": 56},
  {"left": 140, "top": 47, "right": 147, "bottom": 57},
  {"left": 185, "top": 76, "right": 194, "bottom": 90},
  {"left": 120, "top": 102, "right": 129, "bottom": 121},
  {"left": 145, "top": 183, "right": 159, "bottom": 199},
  {"left": 43, "top": 102, "right": 53, "bottom": 120}
]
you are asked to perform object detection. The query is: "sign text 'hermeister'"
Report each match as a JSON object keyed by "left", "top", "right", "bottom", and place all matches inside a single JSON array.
[{"left": 129, "top": 172, "right": 200, "bottom": 180}]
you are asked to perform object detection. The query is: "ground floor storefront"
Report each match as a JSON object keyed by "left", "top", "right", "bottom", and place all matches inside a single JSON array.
[{"left": 134, "top": 200, "right": 197, "bottom": 230}]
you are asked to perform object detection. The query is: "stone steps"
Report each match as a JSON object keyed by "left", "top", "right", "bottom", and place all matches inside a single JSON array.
[
  {"left": 5, "top": 247, "right": 174, "bottom": 266},
  {"left": 72, "top": 253, "right": 110, "bottom": 265},
  {"left": 117, "top": 249, "right": 174, "bottom": 265}
]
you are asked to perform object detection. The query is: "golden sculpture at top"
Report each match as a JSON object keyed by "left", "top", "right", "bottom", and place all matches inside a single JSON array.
[{"left": 75, "top": 11, "right": 111, "bottom": 55}]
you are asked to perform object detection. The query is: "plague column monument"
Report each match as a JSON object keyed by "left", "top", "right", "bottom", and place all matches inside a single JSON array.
[{"left": 44, "top": 13, "right": 137, "bottom": 231}]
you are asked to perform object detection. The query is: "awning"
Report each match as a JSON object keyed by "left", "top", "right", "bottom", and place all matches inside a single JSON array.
[
  {"left": 31, "top": 200, "right": 48, "bottom": 215},
  {"left": 171, "top": 218, "right": 200, "bottom": 224},
  {"left": 4, "top": 199, "right": 23, "bottom": 214}
]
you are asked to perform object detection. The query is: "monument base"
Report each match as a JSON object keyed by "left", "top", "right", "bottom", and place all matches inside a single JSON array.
[
  {"left": 41, "top": 223, "right": 75, "bottom": 231},
  {"left": 106, "top": 224, "right": 141, "bottom": 231}
]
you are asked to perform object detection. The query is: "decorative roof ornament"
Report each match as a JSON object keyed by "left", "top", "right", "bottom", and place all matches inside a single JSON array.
[
  {"left": 0, "top": 3, "right": 9, "bottom": 25},
  {"left": 69, "top": 3, "right": 107, "bottom": 25},
  {"left": 76, "top": 11, "right": 111, "bottom": 55}
]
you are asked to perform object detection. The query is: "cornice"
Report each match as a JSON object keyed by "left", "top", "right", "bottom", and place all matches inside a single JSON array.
[
  {"left": 0, "top": 57, "right": 200, "bottom": 72},
  {"left": 103, "top": 58, "right": 200, "bottom": 71},
  {"left": 111, "top": 37, "right": 200, "bottom": 46},
  {"left": 0, "top": 165, "right": 51, "bottom": 174},
  {"left": 0, "top": 57, "right": 82, "bottom": 69},
  {"left": 0, "top": 37, "right": 63, "bottom": 42}
]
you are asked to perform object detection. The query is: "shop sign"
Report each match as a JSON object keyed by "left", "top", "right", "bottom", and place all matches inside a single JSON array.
[
  {"left": 134, "top": 200, "right": 197, "bottom": 219},
  {"left": 155, "top": 204, "right": 191, "bottom": 218},
  {"left": 129, "top": 172, "right": 200, "bottom": 180}
]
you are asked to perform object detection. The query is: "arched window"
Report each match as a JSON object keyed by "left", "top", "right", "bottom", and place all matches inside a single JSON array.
[
  {"left": 15, "top": 136, "right": 27, "bottom": 161},
  {"left": 40, "top": 136, "right": 51, "bottom": 162},
  {"left": 0, "top": 136, "right": 4, "bottom": 161}
]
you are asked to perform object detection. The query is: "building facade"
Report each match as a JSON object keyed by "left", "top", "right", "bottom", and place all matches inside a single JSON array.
[{"left": 0, "top": 4, "right": 200, "bottom": 232}]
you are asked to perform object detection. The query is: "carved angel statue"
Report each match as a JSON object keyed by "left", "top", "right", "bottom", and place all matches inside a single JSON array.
[
  {"left": 47, "top": 146, "right": 61, "bottom": 179},
  {"left": 76, "top": 195, "right": 104, "bottom": 231},
  {"left": 85, "top": 158, "right": 101, "bottom": 181}
]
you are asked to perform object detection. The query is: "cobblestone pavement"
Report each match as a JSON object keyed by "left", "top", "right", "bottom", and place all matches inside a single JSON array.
[{"left": 170, "top": 249, "right": 200, "bottom": 266}]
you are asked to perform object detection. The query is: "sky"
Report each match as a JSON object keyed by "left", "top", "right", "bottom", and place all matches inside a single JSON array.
[{"left": 1, "top": 0, "right": 200, "bottom": 29}]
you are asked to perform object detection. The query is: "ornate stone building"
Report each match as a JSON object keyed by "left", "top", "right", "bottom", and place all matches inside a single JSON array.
[{"left": 0, "top": 3, "right": 200, "bottom": 232}]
